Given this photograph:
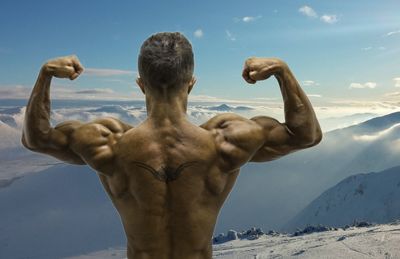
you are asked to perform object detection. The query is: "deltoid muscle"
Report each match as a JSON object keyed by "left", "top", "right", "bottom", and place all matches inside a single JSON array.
[{"left": 132, "top": 161, "right": 200, "bottom": 182}]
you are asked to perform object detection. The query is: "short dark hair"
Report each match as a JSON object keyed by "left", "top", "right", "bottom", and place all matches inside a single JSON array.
[{"left": 138, "top": 32, "right": 194, "bottom": 91}]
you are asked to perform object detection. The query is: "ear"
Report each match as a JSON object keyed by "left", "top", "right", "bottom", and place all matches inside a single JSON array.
[
  {"left": 136, "top": 77, "right": 145, "bottom": 94},
  {"left": 188, "top": 76, "right": 196, "bottom": 94}
]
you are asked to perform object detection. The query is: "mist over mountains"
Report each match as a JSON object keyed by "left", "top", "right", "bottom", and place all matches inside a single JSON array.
[
  {"left": 1, "top": 99, "right": 400, "bottom": 258},
  {"left": 0, "top": 164, "right": 123, "bottom": 259},
  {"left": 217, "top": 112, "right": 400, "bottom": 232}
]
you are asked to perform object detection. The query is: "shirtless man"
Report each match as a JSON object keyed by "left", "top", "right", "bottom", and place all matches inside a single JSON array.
[{"left": 22, "top": 32, "right": 322, "bottom": 259}]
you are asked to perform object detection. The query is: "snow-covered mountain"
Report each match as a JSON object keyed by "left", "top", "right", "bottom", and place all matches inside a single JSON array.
[
  {"left": 284, "top": 166, "right": 400, "bottom": 231},
  {"left": 0, "top": 120, "right": 20, "bottom": 149},
  {"left": 0, "top": 106, "right": 60, "bottom": 182},
  {"left": 207, "top": 104, "right": 254, "bottom": 112},
  {"left": 64, "top": 222, "right": 400, "bottom": 259},
  {"left": 213, "top": 222, "right": 400, "bottom": 259}
]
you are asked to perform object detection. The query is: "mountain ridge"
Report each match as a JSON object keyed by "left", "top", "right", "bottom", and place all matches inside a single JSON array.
[{"left": 284, "top": 165, "right": 400, "bottom": 231}]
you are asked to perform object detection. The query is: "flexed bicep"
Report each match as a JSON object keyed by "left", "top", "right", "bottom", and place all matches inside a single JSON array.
[{"left": 249, "top": 116, "right": 298, "bottom": 162}]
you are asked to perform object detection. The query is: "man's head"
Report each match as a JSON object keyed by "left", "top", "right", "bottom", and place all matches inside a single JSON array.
[{"left": 137, "top": 32, "right": 195, "bottom": 96}]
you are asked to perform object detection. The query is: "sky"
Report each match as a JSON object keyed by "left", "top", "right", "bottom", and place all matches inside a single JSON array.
[{"left": 1, "top": 0, "right": 400, "bottom": 113}]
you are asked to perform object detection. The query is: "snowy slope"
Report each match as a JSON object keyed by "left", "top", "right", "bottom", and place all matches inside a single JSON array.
[
  {"left": 285, "top": 166, "right": 400, "bottom": 231},
  {"left": 64, "top": 222, "right": 400, "bottom": 259},
  {"left": 0, "top": 120, "right": 20, "bottom": 149},
  {"left": 213, "top": 223, "right": 400, "bottom": 259},
  {"left": 0, "top": 105, "right": 60, "bottom": 182}
]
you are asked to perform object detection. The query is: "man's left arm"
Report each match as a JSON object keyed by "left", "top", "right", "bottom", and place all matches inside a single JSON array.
[
  {"left": 242, "top": 57, "right": 322, "bottom": 162},
  {"left": 22, "top": 55, "right": 87, "bottom": 164}
]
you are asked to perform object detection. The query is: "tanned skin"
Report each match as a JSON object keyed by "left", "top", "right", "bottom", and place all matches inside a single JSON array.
[{"left": 22, "top": 55, "right": 322, "bottom": 259}]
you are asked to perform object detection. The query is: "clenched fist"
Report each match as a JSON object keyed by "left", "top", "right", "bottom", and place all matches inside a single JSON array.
[
  {"left": 242, "top": 57, "right": 287, "bottom": 84},
  {"left": 42, "top": 55, "right": 84, "bottom": 80}
]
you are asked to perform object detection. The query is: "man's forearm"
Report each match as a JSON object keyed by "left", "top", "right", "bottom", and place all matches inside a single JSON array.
[
  {"left": 22, "top": 67, "right": 53, "bottom": 149},
  {"left": 274, "top": 63, "right": 322, "bottom": 145}
]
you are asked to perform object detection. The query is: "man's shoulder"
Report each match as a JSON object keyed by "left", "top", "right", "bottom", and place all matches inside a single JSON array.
[
  {"left": 89, "top": 117, "right": 133, "bottom": 133},
  {"left": 199, "top": 112, "right": 250, "bottom": 130},
  {"left": 198, "top": 113, "right": 265, "bottom": 170},
  {"left": 70, "top": 117, "right": 132, "bottom": 148}
]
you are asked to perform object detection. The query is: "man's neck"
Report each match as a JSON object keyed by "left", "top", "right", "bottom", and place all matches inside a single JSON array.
[{"left": 145, "top": 93, "right": 189, "bottom": 126}]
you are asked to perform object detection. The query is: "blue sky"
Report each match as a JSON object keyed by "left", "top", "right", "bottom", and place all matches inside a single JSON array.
[{"left": 1, "top": 0, "right": 400, "bottom": 109}]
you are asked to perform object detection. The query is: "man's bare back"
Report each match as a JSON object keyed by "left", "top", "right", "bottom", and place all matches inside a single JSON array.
[
  {"left": 21, "top": 32, "right": 322, "bottom": 259},
  {"left": 97, "top": 119, "right": 241, "bottom": 258}
]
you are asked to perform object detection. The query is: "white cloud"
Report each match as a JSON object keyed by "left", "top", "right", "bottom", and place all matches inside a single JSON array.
[
  {"left": 0, "top": 85, "right": 30, "bottom": 99},
  {"left": 394, "top": 78, "right": 400, "bottom": 87},
  {"left": 189, "top": 94, "right": 262, "bottom": 103},
  {"left": 242, "top": 16, "right": 262, "bottom": 22},
  {"left": 226, "top": 30, "right": 236, "bottom": 41},
  {"left": 320, "top": 14, "right": 338, "bottom": 24},
  {"left": 362, "top": 46, "right": 386, "bottom": 51},
  {"left": 0, "top": 85, "right": 134, "bottom": 100},
  {"left": 252, "top": 97, "right": 278, "bottom": 101},
  {"left": 349, "top": 82, "right": 377, "bottom": 89},
  {"left": 299, "top": 6, "right": 318, "bottom": 18},
  {"left": 386, "top": 30, "right": 400, "bottom": 37},
  {"left": 307, "top": 94, "right": 322, "bottom": 98},
  {"left": 83, "top": 68, "right": 134, "bottom": 77},
  {"left": 298, "top": 6, "right": 338, "bottom": 24},
  {"left": 349, "top": 83, "right": 364, "bottom": 89},
  {"left": 384, "top": 91, "right": 400, "bottom": 97},
  {"left": 353, "top": 123, "right": 400, "bottom": 142},
  {"left": 194, "top": 29, "right": 203, "bottom": 38},
  {"left": 363, "top": 82, "right": 377, "bottom": 89},
  {"left": 302, "top": 80, "right": 319, "bottom": 86}
]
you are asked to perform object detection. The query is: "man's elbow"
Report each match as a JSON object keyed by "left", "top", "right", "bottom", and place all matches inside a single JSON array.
[
  {"left": 21, "top": 133, "right": 32, "bottom": 149},
  {"left": 296, "top": 129, "right": 323, "bottom": 149},
  {"left": 306, "top": 129, "right": 323, "bottom": 147},
  {"left": 311, "top": 129, "right": 323, "bottom": 146},
  {"left": 21, "top": 132, "right": 44, "bottom": 152},
  {"left": 21, "top": 135, "right": 35, "bottom": 152}
]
